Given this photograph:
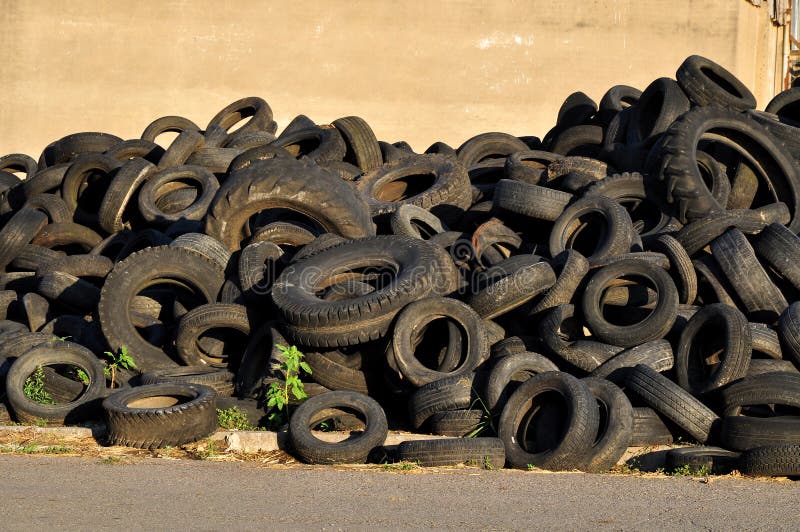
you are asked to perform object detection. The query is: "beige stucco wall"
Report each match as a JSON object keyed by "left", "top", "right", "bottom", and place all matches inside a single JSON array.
[{"left": 0, "top": 0, "right": 785, "bottom": 157}]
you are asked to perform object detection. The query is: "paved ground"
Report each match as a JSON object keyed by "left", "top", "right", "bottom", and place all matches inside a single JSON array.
[{"left": 1, "top": 455, "right": 798, "bottom": 530}]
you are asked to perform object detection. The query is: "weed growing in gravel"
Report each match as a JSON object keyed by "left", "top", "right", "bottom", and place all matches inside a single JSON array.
[
  {"left": 23, "top": 366, "right": 54, "bottom": 405},
  {"left": 382, "top": 461, "right": 418, "bottom": 471},
  {"left": 99, "top": 456, "right": 122, "bottom": 465},
  {"left": 670, "top": 464, "right": 710, "bottom": 477},
  {"left": 103, "top": 346, "right": 136, "bottom": 388},
  {"left": 266, "top": 344, "right": 311, "bottom": 429},
  {"left": 217, "top": 406, "right": 255, "bottom": 430}
]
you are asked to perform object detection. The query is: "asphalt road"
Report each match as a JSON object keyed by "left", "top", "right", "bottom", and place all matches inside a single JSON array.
[{"left": 1, "top": 455, "right": 798, "bottom": 530}]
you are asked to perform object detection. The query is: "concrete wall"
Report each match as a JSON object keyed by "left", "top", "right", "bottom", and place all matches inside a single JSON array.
[{"left": 0, "top": 0, "right": 784, "bottom": 157}]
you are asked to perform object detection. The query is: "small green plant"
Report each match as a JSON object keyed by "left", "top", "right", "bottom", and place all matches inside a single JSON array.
[
  {"left": 53, "top": 335, "right": 71, "bottom": 342},
  {"left": 670, "top": 464, "right": 710, "bottom": 477},
  {"left": 99, "top": 456, "right": 122, "bottom": 465},
  {"left": 526, "top": 463, "right": 538, "bottom": 471},
  {"left": 316, "top": 420, "right": 334, "bottom": 432},
  {"left": 103, "top": 346, "right": 136, "bottom": 388},
  {"left": 23, "top": 366, "right": 55, "bottom": 405},
  {"left": 483, "top": 456, "right": 497, "bottom": 470},
  {"left": 217, "top": 406, "right": 254, "bottom": 431},
  {"left": 265, "top": 344, "right": 311, "bottom": 429},
  {"left": 382, "top": 461, "right": 417, "bottom": 471},
  {"left": 465, "top": 387, "right": 495, "bottom": 438}
]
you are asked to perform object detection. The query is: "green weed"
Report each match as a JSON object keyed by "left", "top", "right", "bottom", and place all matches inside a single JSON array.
[
  {"left": 217, "top": 406, "right": 254, "bottom": 431},
  {"left": 103, "top": 346, "right": 136, "bottom": 388},
  {"left": 266, "top": 344, "right": 311, "bottom": 429},
  {"left": 23, "top": 366, "right": 54, "bottom": 405},
  {"left": 382, "top": 461, "right": 417, "bottom": 471}
]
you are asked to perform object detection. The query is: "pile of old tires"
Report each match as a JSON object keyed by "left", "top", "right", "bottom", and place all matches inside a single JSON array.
[{"left": 1, "top": 55, "right": 800, "bottom": 477}]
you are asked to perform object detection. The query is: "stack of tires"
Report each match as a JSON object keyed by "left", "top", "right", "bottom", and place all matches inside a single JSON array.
[{"left": 0, "top": 55, "right": 799, "bottom": 477}]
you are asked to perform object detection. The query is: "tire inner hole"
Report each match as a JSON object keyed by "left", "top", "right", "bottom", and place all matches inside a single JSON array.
[
  {"left": 600, "top": 274, "right": 658, "bottom": 326},
  {"left": 375, "top": 172, "right": 436, "bottom": 202},
  {"left": 25, "top": 363, "right": 90, "bottom": 404},
  {"left": 411, "top": 316, "right": 466, "bottom": 372},
  {"left": 309, "top": 406, "right": 367, "bottom": 439},
  {"left": 518, "top": 391, "right": 568, "bottom": 453}
]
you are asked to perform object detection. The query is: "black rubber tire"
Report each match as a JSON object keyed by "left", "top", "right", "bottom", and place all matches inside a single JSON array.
[
  {"left": 749, "top": 322, "right": 782, "bottom": 360},
  {"left": 674, "top": 303, "right": 751, "bottom": 396},
  {"left": 36, "top": 271, "right": 100, "bottom": 313},
  {"left": 10, "top": 244, "right": 62, "bottom": 272},
  {"left": 175, "top": 303, "right": 251, "bottom": 367},
  {"left": 237, "top": 240, "right": 284, "bottom": 302},
  {"left": 752, "top": 222, "right": 800, "bottom": 292},
  {"left": 582, "top": 258, "right": 678, "bottom": 347},
  {"left": 427, "top": 409, "right": 485, "bottom": 437},
  {"left": 141, "top": 116, "right": 201, "bottom": 143},
  {"left": 332, "top": 116, "right": 382, "bottom": 172},
  {"left": 99, "top": 246, "right": 225, "bottom": 371},
  {"left": 493, "top": 179, "right": 573, "bottom": 222},
  {"left": 581, "top": 377, "right": 633, "bottom": 473},
  {"left": 289, "top": 391, "right": 387, "bottom": 464},
  {"left": 103, "top": 383, "right": 217, "bottom": 449},
  {"left": 504, "top": 150, "right": 558, "bottom": 184},
  {"left": 0, "top": 208, "right": 48, "bottom": 271},
  {"left": 408, "top": 374, "right": 476, "bottom": 429},
  {"left": 269, "top": 126, "right": 346, "bottom": 164},
  {"left": 590, "top": 339, "right": 674, "bottom": 385},
  {"left": 626, "top": 364, "right": 719, "bottom": 444},
  {"left": 469, "top": 260, "right": 556, "bottom": 320},
  {"left": 97, "top": 157, "right": 156, "bottom": 233},
  {"left": 137, "top": 165, "right": 219, "bottom": 227},
  {"left": 529, "top": 250, "right": 589, "bottom": 317},
  {"left": 644, "top": 234, "right": 697, "bottom": 305},
  {"left": 665, "top": 446, "right": 741, "bottom": 475},
  {"left": 674, "top": 203, "right": 790, "bottom": 256},
  {"left": 456, "top": 132, "right": 529, "bottom": 168},
  {"left": 141, "top": 367, "right": 235, "bottom": 397},
  {"left": 205, "top": 156, "right": 374, "bottom": 252},
  {"left": 710, "top": 228, "right": 787, "bottom": 322},
  {"left": 355, "top": 154, "right": 471, "bottom": 226},
  {"left": 169, "top": 233, "right": 231, "bottom": 273},
  {"left": 498, "top": 371, "right": 599, "bottom": 471},
  {"left": 746, "top": 359, "right": 798, "bottom": 377},
  {"left": 234, "top": 322, "right": 287, "bottom": 398},
  {"left": 778, "top": 302, "right": 800, "bottom": 368},
  {"left": 397, "top": 437, "right": 506, "bottom": 469},
  {"left": 104, "top": 139, "right": 165, "bottom": 164},
  {"left": 676, "top": 55, "right": 756, "bottom": 111},
  {"left": 720, "top": 415, "right": 800, "bottom": 451},
  {"left": 304, "top": 350, "right": 369, "bottom": 394},
  {"left": 549, "top": 195, "right": 635, "bottom": 266},
  {"left": 631, "top": 407, "right": 675, "bottom": 446},
  {"left": 600, "top": 84, "right": 641, "bottom": 112},
  {"left": 549, "top": 125, "right": 603, "bottom": 157},
  {"left": 273, "top": 235, "right": 457, "bottom": 348},
  {"left": 23, "top": 193, "right": 72, "bottom": 224},
  {"left": 484, "top": 352, "right": 559, "bottom": 413},
  {"left": 740, "top": 445, "right": 800, "bottom": 477},
  {"left": 583, "top": 172, "right": 676, "bottom": 237},
  {"left": 719, "top": 371, "right": 800, "bottom": 417},
  {"left": 59, "top": 153, "right": 120, "bottom": 227},
  {"left": 389, "top": 204, "right": 448, "bottom": 240},
  {"left": 392, "top": 297, "right": 488, "bottom": 387},
  {"left": 656, "top": 106, "right": 800, "bottom": 229},
  {"left": 39, "top": 131, "right": 123, "bottom": 168},
  {"left": 537, "top": 304, "right": 623, "bottom": 373},
  {"left": 6, "top": 341, "right": 105, "bottom": 425},
  {"left": 206, "top": 96, "right": 276, "bottom": 138},
  {"left": 626, "top": 77, "right": 690, "bottom": 146}
]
